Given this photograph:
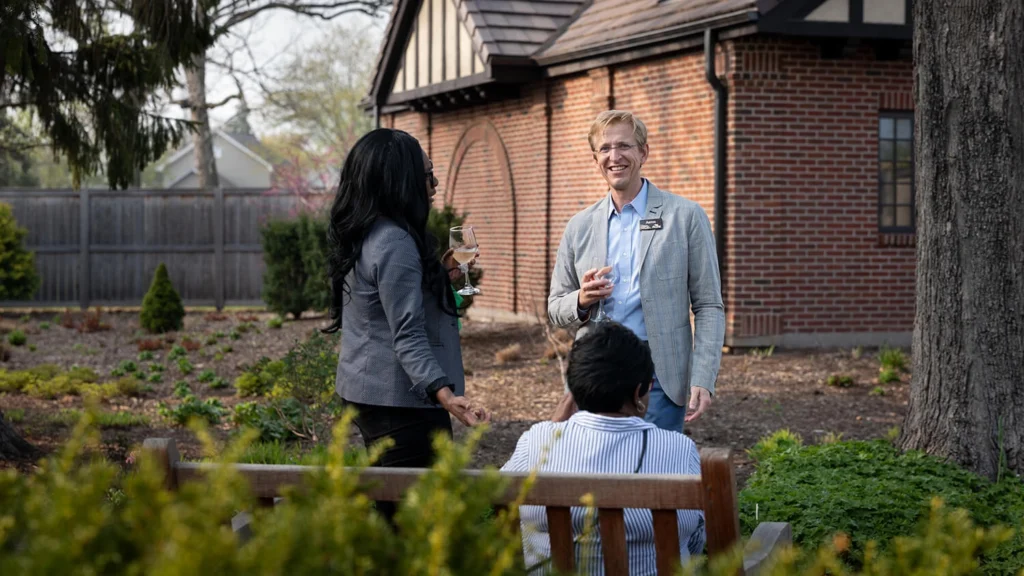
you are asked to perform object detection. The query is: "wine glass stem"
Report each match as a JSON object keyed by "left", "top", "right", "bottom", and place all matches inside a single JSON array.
[{"left": 461, "top": 263, "right": 470, "bottom": 290}]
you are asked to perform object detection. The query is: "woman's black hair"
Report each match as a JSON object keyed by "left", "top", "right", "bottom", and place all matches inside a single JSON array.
[
  {"left": 322, "top": 128, "right": 456, "bottom": 333},
  {"left": 566, "top": 322, "right": 655, "bottom": 413}
]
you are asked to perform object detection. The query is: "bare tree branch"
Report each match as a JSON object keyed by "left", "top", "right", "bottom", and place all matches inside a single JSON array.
[{"left": 215, "top": 1, "right": 389, "bottom": 36}]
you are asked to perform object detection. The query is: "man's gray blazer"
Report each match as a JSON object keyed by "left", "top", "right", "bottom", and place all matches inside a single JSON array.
[
  {"left": 548, "top": 182, "right": 725, "bottom": 406},
  {"left": 336, "top": 218, "right": 464, "bottom": 409}
]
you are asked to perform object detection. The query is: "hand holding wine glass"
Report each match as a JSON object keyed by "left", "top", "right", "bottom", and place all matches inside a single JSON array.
[{"left": 449, "top": 226, "right": 481, "bottom": 296}]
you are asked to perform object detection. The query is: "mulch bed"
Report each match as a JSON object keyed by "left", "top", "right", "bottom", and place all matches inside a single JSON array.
[{"left": 1, "top": 311, "right": 910, "bottom": 486}]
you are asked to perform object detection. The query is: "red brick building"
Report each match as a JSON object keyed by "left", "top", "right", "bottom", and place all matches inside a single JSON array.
[{"left": 366, "top": 0, "right": 915, "bottom": 348}]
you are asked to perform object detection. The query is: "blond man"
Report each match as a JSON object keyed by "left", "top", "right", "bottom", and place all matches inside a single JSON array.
[{"left": 548, "top": 110, "right": 725, "bottom": 431}]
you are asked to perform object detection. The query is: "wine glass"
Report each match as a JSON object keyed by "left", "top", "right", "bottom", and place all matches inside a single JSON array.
[
  {"left": 449, "top": 226, "right": 481, "bottom": 296},
  {"left": 591, "top": 262, "right": 619, "bottom": 322}
]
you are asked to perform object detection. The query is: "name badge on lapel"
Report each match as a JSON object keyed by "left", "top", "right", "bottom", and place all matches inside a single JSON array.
[{"left": 640, "top": 218, "right": 663, "bottom": 231}]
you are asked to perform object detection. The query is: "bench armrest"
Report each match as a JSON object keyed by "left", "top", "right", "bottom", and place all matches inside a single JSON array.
[{"left": 743, "top": 522, "right": 792, "bottom": 576}]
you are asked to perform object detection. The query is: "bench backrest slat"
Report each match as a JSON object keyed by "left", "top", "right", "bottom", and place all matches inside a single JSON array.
[
  {"left": 546, "top": 506, "right": 575, "bottom": 572},
  {"left": 652, "top": 509, "right": 681, "bottom": 574},
  {"left": 597, "top": 508, "right": 628, "bottom": 573}
]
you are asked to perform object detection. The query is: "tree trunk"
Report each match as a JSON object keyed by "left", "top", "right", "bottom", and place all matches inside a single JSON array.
[
  {"left": 0, "top": 409, "right": 36, "bottom": 461},
  {"left": 184, "top": 52, "right": 219, "bottom": 189},
  {"left": 899, "top": 0, "right": 1024, "bottom": 481}
]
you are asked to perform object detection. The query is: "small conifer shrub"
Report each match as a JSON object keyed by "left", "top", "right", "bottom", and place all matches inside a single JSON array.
[{"left": 140, "top": 263, "right": 185, "bottom": 333}]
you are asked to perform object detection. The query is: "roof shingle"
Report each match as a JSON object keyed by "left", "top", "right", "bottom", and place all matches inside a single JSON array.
[
  {"left": 461, "top": 0, "right": 587, "bottom": 60},
  {"left": 538, "top": 0, "right": 757, "bottom": 61}
]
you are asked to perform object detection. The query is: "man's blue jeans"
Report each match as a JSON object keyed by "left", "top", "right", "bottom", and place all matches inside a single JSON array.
[{"left": 644, "top": 375, "right": 687, "bottom": 433}]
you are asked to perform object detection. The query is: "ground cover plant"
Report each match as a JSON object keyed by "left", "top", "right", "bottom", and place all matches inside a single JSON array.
[{"left": 739, "top": 430, "right": 1024, "bottom": 575}]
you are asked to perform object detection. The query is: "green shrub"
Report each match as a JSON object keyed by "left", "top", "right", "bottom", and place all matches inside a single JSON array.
[
  {"left": 297, "top": 213, "right": 331, "bottom": 313},
  {"left": 27, "top": 343, "right": 36, "bottom": 352},
  {"left": 233, "top": 441, "right": 331, "bottom": 465},
  {"left": 197, "top": 369, "right": 216, "bottom": 383},
  {"left": 24, "top": 375, "right": 80, "bottom": 399},
  {"left": 149, "top": 363, "right": 164, "bottom": 373},
  {"left": 110, "top": 368, "right": 126, "bottom": 377},
  {"left": 0, "top": 369, "right": 34, "bottom": 393},
  {"left": 168, "top": 345, "right": 187, "bottom": 360},
  {"left": 234, "top": 357, "right": 285, "bottom": 397},
  {"left": 826, "top": 374, "right": 854, "bottom": 388},
  {"left": 139, "top": 263, "right": 185, "bottom": 333},
  {"left": 879, "top": 345, "right": 908, "bottom": 372},
  {"left": 138, "top": 351, "right": 155, "bottom": 362},
  {"left": 147, "top": 373, "right": 162, "bottom": 384},
  {"left": 176, "top": 357, "right": 194, "bottom": 375},
  {"left": 39, "top": 322, "right": 50, "bottom": 330},
  {"left": 231, "top": 401, "right": 294, "bottom": 443},
  {"left": 260, "top": 217, "right": 314, "bottom": 319},
  {"left": 118, "top": 360, "right": 138, "bottom": 373},
  {"left": 172, "top": 380, "right": 191, "bottom": 398},
  {"left": 879, "top": 367, "right": 900, "bottom": 384},
  {"left": 66, "top": 366, "right": 99, "bottom": 383},
  {"left": 158, "top": 395, "right": 226, "bottom": 426},
  {"left": 7, "top": 329, "right": 27, "bottom": 346},
  {"left": 209, "top": 376, "right": 228, "bottom": 390},
  {"left": 267, "top": 317, "right": 283, "bottom": 329},
  {"left": 0, "top": 201, "right": 41, "bottom": 300},
  {"left": 738, "top": 431, "right": 1024, "bottom": 574}
]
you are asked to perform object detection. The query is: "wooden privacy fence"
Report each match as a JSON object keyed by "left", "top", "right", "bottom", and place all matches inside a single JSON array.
[{"left": 0, "top": 188, "right": 330, "bottom": 309}]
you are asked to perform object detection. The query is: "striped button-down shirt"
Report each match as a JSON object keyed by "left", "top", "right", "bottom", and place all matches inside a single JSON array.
[{"left": 501, "top": 412, "right": 706, "bottom": 574}]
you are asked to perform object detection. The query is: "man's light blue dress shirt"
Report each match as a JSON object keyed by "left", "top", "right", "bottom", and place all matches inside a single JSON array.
[{"left": 604, "top": 179, "right": 648, "bottom": 341}]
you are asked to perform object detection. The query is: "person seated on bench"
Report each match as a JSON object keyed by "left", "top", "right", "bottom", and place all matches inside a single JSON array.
[{"left": 501, "top": 321, "right": 706, "bottom": 574}]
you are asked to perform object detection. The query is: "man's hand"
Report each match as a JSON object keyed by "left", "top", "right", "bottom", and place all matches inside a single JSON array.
[
  {"left": 577, "top": 266, "right": 614, "bottom": 309},
  {"left": 685, "top": 386, "right": 712, "bottom": 422},
  {"left": 436, "top": 387, "right": 490, "bottom": 426},
  {"left": 549, "top": 391, "right": 577, "bottom": 422}
]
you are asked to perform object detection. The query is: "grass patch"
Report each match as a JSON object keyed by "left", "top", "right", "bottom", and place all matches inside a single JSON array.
[{"left": 5, "top": 408, "right": 25, "bottom": 423}]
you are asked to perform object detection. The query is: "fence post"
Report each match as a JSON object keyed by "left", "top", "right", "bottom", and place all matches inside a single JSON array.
[
  {"left": 79, "top": 188, "right": 90, "bottom": 310},
  {"left": 213, "top": 186, "right": 225, "bottom": 311}
]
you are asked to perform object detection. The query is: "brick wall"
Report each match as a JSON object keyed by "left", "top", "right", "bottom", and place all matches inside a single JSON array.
[
  {"left": 387, "top": 35, "right": 915, "bottom": 347},
  {"left": 389, "top": 50, "right": 715, "bottom": 320},
  {"left": 725, "top": 37, "right": 915, "bottom": 347}
]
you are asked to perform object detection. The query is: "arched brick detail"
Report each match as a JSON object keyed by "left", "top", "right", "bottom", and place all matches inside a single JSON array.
[{"left": 445, "top": 122, "right": 518, "bottom": 313}]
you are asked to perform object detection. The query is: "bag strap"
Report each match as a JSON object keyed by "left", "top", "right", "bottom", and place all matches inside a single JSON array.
[{"left": 633, "top": 429, "right": 649, "bottom": 474}]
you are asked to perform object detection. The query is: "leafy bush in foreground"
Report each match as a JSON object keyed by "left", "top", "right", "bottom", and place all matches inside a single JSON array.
[
  {"left": 0, "top": 413, "right": 1016, "bottom": 576},
  {"left": 739, "top": 430, "right": 1024, "bottom": 575}
]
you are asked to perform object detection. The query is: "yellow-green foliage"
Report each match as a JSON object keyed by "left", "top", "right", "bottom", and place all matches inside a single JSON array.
[
  {"left": 0, "top": 365, "right": 137, "bottom": 400},
  {"left": 0, "top": 411, "right": 1019, "bottom": 576}
]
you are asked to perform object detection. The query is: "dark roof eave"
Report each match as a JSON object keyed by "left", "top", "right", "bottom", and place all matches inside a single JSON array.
[{"left": 535, "top": 9, "right": 759, "bottom": 71}]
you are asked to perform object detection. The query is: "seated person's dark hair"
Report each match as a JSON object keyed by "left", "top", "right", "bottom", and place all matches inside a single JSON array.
[{"left": 566, "top": 322, "right": 655, "bottom": 413}]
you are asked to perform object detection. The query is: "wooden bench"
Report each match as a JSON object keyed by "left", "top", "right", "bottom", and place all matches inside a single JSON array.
[{"left": 143, "top": 438, "right": 790, "bottom": 575}]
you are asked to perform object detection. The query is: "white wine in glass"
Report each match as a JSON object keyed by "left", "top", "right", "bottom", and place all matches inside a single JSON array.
[{"left": 449, "top": 226, "right": 481, "bottom": 296}]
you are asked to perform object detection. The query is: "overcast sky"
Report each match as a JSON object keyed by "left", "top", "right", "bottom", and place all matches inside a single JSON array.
[{"left": 190, "top": 8, "right": 388, "bottom": 135}]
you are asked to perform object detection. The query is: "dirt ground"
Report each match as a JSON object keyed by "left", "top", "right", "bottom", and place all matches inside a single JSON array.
[{"left": 0, "top": 310, "right": 910, "bottom": 486}]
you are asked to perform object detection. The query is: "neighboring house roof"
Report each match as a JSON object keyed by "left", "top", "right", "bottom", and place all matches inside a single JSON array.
[
  {"left": 367, "top": 0, "right": 911, "bottom": 111},
  {"left": 157, "top": 129, "right": 274, "bottom": 174}
]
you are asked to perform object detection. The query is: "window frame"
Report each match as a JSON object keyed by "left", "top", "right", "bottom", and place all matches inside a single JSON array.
[{"left": 877, "top": 111, "right": 916, "bottom": 234}]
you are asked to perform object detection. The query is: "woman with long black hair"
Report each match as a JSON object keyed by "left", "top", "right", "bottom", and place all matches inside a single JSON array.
[{"left": 325, "top": 128, "right": 488, "bottom": 468}]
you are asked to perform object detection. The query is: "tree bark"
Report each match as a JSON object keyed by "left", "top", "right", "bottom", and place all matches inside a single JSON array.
[
  {"left": 0, "top": 409, "right": 36, "bottom": 461},
  {"left": 899, "top": 0, "right": 1024, "bottom": 481},
  {"left": 184, "top": 52, "right": 220, "bottom": 189}
]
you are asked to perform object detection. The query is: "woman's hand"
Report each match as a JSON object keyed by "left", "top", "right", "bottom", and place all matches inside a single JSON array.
[
  {"left": 436, "top": 387, "right": 490, "bottom": 426},
  {"left": 442, "top": 248, "right": 480, "bottom": 282}
]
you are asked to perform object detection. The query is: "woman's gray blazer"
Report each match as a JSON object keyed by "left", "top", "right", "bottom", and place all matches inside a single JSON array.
[{"left": 335, "top": 218, "right": 465, "bottom": 408}]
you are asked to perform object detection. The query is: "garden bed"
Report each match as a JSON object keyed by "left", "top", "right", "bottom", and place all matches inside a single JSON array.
[{"left": 0, "top": 310, "right": 911, "bottom": 485}]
